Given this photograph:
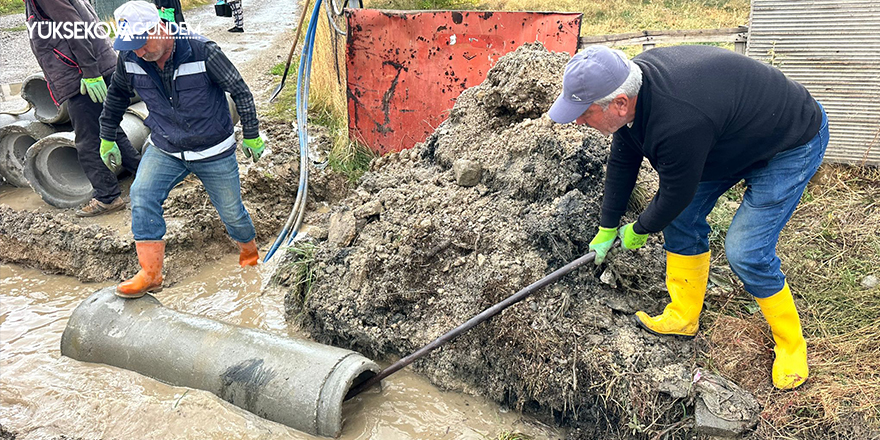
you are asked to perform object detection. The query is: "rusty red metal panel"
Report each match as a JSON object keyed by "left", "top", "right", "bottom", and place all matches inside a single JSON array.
[{"left": 346, "top": 10, "right": 582, "bottom": 154}]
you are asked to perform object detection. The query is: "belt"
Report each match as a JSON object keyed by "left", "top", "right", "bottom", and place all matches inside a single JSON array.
[{"left": 150, "top": 133, "right": 236, "bottom": 161}]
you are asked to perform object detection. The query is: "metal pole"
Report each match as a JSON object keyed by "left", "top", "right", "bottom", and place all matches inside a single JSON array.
[{"left": 345, "top": 250, "right": 599, "bottom": 400}]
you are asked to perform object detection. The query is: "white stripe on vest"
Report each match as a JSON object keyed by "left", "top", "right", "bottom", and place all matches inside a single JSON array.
[
  {"left": 147, "top": 133, "right": 237, "bottom": 161},
  {"left": 173, "top": 61, "right": 207, "bottom": 80},
  {"left": 124, "top": 62, "right": 148, "bottom": 75}
]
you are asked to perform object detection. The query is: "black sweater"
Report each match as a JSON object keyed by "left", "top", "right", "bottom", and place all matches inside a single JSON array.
[{"left": 599, "top": 45, "right": 822, "bottom": 234}]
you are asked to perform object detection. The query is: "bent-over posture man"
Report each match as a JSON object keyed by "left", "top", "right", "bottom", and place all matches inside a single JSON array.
[
  {"left": 100, "top": 1, "right": 267, "bottom": 298},
  {"left": 25, "top": 0, "right": 140, "bottom": 216},
  {"left": 549, "top": 45, "right": 828, "bottom": 390}
]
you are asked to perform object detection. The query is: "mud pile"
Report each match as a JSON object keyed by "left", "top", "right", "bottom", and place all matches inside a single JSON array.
[{"left": 277, "top": 44, "right": 696, "bottom": 438}]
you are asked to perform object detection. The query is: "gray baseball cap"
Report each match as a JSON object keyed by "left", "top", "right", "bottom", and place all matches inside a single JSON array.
[{"left": 548, "top": 46, "right": 630, "bottom": 124}]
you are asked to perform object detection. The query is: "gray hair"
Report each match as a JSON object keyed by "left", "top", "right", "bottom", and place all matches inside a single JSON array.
[{"left": 594, "top": 58, "right": 643, "bottom": 109}]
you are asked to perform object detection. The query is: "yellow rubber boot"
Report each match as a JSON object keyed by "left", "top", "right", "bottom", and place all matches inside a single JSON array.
[
  {"left": 635, "top": 251, "right": 710, "bottom": 337},
  {"left": 238, "top": 240, "right": 259, "bottom": 267},
  {"left": 755, "top": 282, "right": 809, "bottom": 390},
  {"left": 116, "top": 241, "right": 165, "bottom": 299}
]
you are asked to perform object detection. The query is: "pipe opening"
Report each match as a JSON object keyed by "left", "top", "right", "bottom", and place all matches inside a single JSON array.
[
  {"left": 22, "top": 75, "right": 69, "bottom": 124},
  {"left": 344, "top": 370, "right": 377, "bottom": 402},
  {"left": 23, "top": 80, "right": 58, "bottom": 122},
  {"left": 45, "top": 146, "right": 90, "bottom": 192},
  {"left": 11, "top": 135, "right": 36, "bottom": 165}
]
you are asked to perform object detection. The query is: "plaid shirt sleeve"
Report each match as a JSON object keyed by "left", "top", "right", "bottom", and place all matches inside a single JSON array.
[
  {"left": 204, "top": 41, "right": 260, "bottom": 139},
  {"left": 99, "top": 55, "right": 136, "bottom": 142}
]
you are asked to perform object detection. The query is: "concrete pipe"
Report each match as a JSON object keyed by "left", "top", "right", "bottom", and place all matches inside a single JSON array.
[
  {"left": 21, "top": 73, "right": 70, "bottom": 125},
  {"left": 0, "top": 108, "right": 37, "bottom": 128},
  {"left": 22, "top": 109, "right": 150, "bottom": 206},
  {"left": 61, "top": 288, "right": 379, "bottom": 438},
  {"left": 23, "top": 132, "right": 91, "bottom": 208},
  {"left": 0, "top": 120, "right": 57, "bottom": 187}
]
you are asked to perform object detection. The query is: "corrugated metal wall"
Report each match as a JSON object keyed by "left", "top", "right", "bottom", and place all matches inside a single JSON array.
[{"left": 748, "top": 0, "right": 880, "bottom": 166}]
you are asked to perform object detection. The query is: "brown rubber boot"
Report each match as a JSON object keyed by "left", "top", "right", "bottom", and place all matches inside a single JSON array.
[
  {"left": 238, "top": 240, "right": 259, "bottom": 267},
  {"left": 116, "top": 241, "right": 165, "bottom": 299}
]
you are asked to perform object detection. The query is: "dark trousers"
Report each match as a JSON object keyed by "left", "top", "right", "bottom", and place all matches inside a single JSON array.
[{"left": 67, "top": 77, "right": 141, "bottom": 204}]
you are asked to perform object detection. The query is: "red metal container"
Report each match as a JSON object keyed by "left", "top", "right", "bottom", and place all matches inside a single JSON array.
[{"left": 346, "top": 10, "right": 582, "bottom": 154}]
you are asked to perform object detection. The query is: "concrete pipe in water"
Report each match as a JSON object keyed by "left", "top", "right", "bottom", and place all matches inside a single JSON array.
[
  {"left": 0, "top": 120, "right": 56, "bottom": 187},
  {"left": 61, "top": 288, "right": 379, "bottom": 438},
  {"left": 21, "top": 73, "right": 70, "bottom": 125}
]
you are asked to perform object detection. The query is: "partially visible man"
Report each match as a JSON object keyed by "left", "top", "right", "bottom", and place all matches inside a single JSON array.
[
  {"left": 549, "top": 45, "right": 828, "bottom": 390},
  {"left": 100, "top": 1, "right": 266, "bottom": 298},
  {"left": 25, "top": 0, "right": 141, "bottom": 216}
]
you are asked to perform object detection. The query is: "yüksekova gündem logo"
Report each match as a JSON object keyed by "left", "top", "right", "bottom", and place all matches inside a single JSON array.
[{"left": 27, "top": 20, "right": 199, "bottom": 41}]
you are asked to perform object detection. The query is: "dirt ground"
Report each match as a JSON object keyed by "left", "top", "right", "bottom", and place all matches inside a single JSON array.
[{"left": 272, "top": 43, "right": 712, "bottom": 439}]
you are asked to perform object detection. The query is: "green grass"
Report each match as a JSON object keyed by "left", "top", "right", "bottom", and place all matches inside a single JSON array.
[
  {"left": 1, "top": 24, "right": 25, "bottom": 32},
  {"left": 272, "top": 242, "right": 318, "bottom": 319},
  {"left": 367, "top": 0, "right": 479, "bottom": 9},
  {"left": 701, "top": 165, "right": 880, "bottom": 437},
  {"left": 0, "top": 0, "right": 24, "bottom": 15}
]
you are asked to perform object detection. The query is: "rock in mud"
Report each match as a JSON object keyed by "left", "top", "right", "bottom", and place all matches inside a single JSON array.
[
  {"left": 693, "top": 369, "right": 761, "bottom": 437},
  {"left": 453, "top": 158, "right": 482, "bottom": 187},
  {"left": 328, "top": 210, "right": 357, "bottom": 247}
]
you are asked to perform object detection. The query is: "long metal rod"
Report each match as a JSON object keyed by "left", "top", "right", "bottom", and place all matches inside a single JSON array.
[
  {"left": 269, "top": 0, "right": 312, "bottom": 102},
  {"left": 345, "top": 250, "right": 599, "bottom": 400}
]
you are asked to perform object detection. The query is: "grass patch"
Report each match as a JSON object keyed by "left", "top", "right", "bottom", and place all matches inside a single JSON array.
[
  {"left": 272, "top": 241, "right": 318, "bottom": 320},
  {"left": 1, "top": 24, "right": 25, "bottom": 32},
  {"left": 700, "top": 164, "right": 880, "bottom": 438},
  {"left": 0, "top": 0, "right": 23, "bottom": 15},
  {"left": 367, "top": 0, "right": 479, "bottom": 9},
  {"left": 180, "top": 0, "right": 213, "bottom": 10},
  {"left": 479, "top": 0, "right": 749, "bottom": 37}
]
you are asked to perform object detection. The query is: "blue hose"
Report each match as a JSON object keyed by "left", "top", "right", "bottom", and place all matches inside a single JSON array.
[{"left": 263, "top": 0, "right": 323, "bottom": 262}]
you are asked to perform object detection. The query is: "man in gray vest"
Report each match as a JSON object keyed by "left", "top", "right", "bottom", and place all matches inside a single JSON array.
[
  {"left": 99, "top": 1, "right": 266, "bottom": 298},
  {"left": 24, "top": 0, "right": 141, "bottom": 216}
]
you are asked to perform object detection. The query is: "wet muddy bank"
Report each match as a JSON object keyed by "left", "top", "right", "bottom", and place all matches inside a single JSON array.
[{"left": 0, "top": 120, "right": 346, "bottom": 284}]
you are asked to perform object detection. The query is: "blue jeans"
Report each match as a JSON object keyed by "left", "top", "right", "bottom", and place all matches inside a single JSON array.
[
  {"left": 130, "top": 145, "right": 256, "bottom": 243},
  {"left": 663, "top": 104, "right": 829, "bottom": 298}
]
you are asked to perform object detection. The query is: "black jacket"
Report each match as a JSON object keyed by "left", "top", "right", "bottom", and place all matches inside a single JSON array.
[
  {"left": 600, "top": 46, "right": 821, "bottom": 233},
  {"left": 25, "top": 0, "right": 118, "bottom": 104}
]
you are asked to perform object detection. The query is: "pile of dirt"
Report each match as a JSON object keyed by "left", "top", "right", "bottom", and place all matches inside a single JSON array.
[
  {"left": 274, "top": 44, "right": 701, "bottom": 438},
  {"left": 0, "top": 121, "right": 345, "bottom": 283}
]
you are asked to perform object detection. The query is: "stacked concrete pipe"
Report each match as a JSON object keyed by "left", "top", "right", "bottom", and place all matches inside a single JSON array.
[
  {"left": 0, "top": 118, "right": 55, "bottom": 187},
  {"left": 61, "top": 288, "right": 380, "bottom": 438},
  {"left": 23, "top": 110, "right": 150, "bottom": 208},
  {"left": 21, "top": 73, "right": 70, "bottom": 125},
  {"left": 0, "top": 107, "right": 36, "bottom": 128}
]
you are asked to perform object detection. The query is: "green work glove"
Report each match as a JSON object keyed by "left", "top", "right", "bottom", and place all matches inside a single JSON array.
[
  {"left": 158, "top": 7, "right": 175, "bottom": 22},
  {"left": 589, "top": 226, "right": 618, "bottom": 265},
  {"left": 80, "top": 77, "right": 108, "bottom": 103},
  {"left": 100, "top": 139, "right": 121, "bottom": 172},
  {"left": 242, "top": 137, "right": 266, "bottom": 163},
  {"left": 619, "top": 222, "right": 649, "bottom": 250}
]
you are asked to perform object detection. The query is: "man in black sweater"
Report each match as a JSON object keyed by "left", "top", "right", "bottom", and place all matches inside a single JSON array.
[{"left": 549, "top": 45, "right": 828, "bottom": 390}]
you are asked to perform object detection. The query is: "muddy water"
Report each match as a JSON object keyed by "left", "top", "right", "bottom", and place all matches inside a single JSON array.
[{"left": 1, "top": 259, "right": 564, "bottom": 439}]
